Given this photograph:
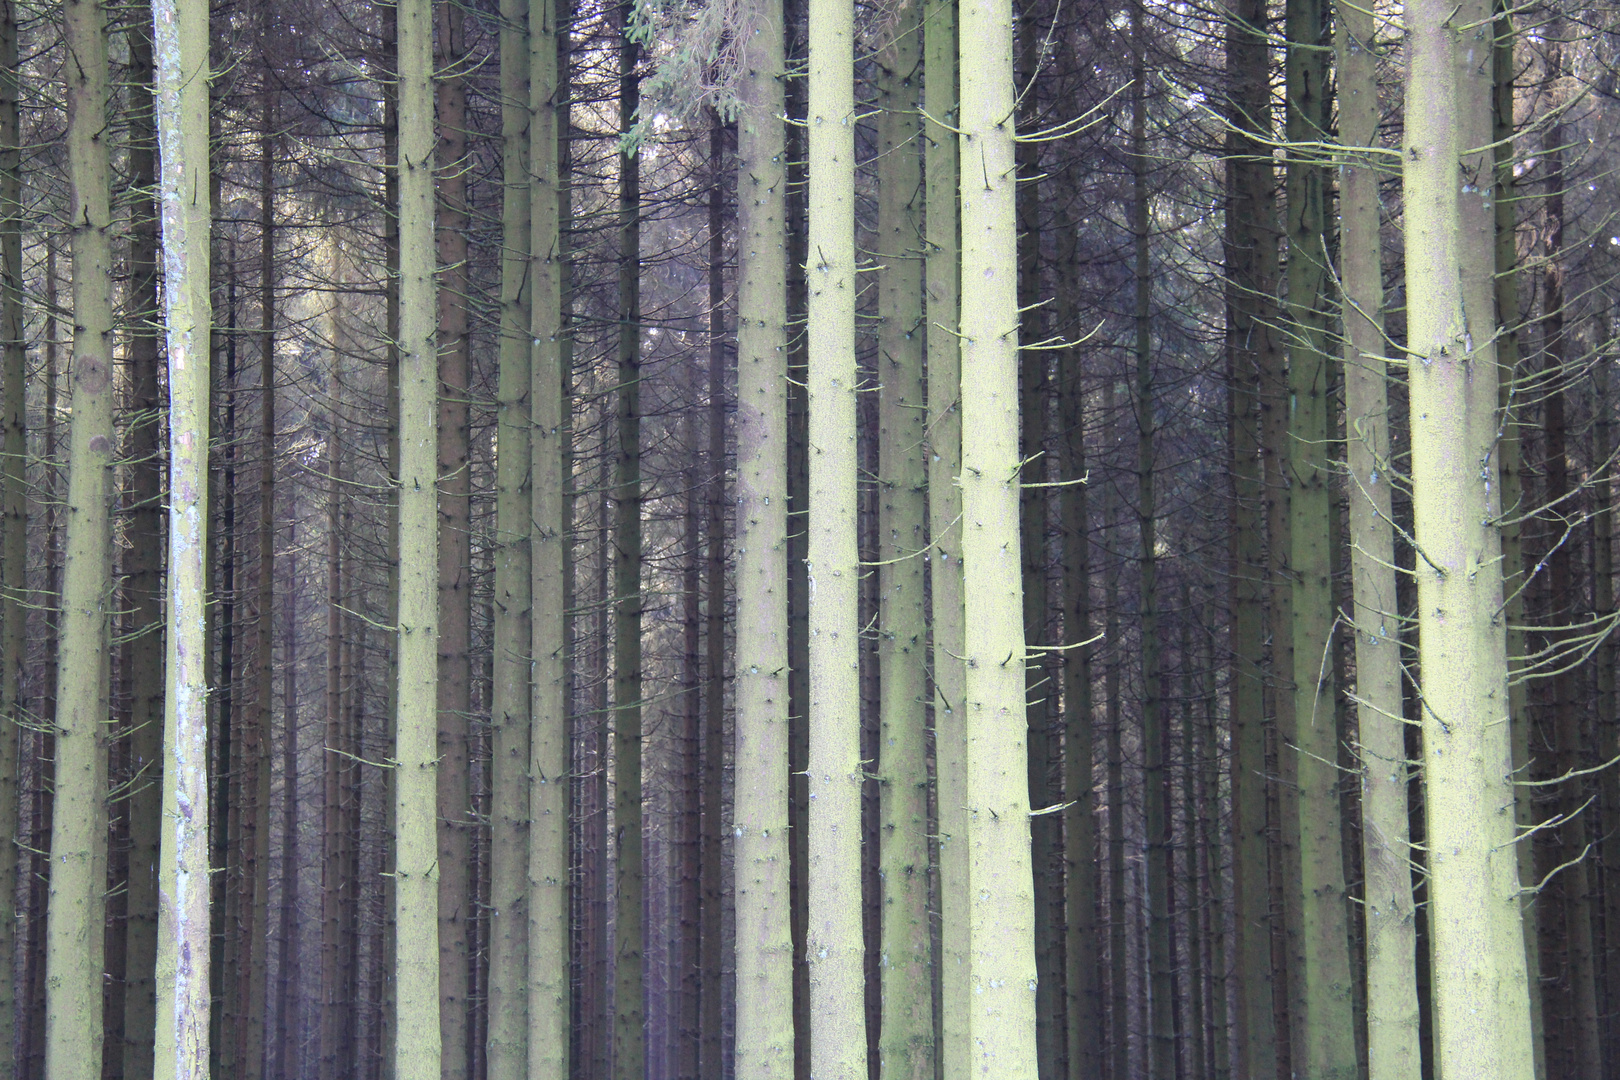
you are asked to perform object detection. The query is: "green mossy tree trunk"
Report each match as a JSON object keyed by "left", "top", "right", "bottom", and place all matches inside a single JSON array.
[
  {"left": 1336, "top": 2, "right": 1420, "bottom": 1075},
  {"left": 486, "top": 0, "right": 532, "bottom": 1069},
  {"left": 46, "top": 0, "right": 118, "bottom": 1073},
  {"left": 1403, "top": 0, "right": 1535, "bottom": 1073},
  {"left": 394, "top": 0, "right": 443, "bottom": 1070},
  {"left": 875, "top": 4, "right": 934, "bottom": 1076}
]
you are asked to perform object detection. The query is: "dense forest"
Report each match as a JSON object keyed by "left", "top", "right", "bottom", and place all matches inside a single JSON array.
[{"left": 1, "top": 0, "right": 1618, "bottom": 1075}]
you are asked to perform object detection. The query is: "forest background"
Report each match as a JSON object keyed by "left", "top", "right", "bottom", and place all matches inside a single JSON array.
[{"left": 0, "top": 0, "right": 1614, "bottom": 1077}]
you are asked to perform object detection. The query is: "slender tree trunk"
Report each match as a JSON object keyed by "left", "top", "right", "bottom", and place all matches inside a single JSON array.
[
  {"left": 1336, "top": 2, "right": 1420, "bottom": 1075},
  {"left": 700, "top": 112, "right": 727, "bottom": 1080},
  {"left": 0, "top": 0, "right": 25, "bottom": 1066},
  {"left": 1536, "top": 27, "right": 1602, "bottom": 1078},
  {"left": 486, "top": 0, "right": 532, "bottom": 1068},
  {"left": 959, "top": 0, "right": 1039, "bottom": 1067},
  {"left": 1058, "top": 220, "right": 1099, "bottom": 1080},
  {"left": 1490, "top": 7, "right": 1542, "bottom": 1073},
  {"left": 611, "top": 7, "right": 645, "bottom": 1077},
  {"left": 395, "top": 0, "right": 443, "bottom": 1067},
  {"left": 1595, "top": 320, "right": 1619, "bottom": 1080},
  {"left": 1127, "top": 8, "right": 1171, "bottom": 1076},
  {"left": 1103, "top": 378, "right": 1128, "bottom": 1080},
  {"left": 1179, "top": 610, "right": 1206, "bottom": 1080},
  {"left": 733, "top": 0, "right": 792, "bottom": 1068},
  {"left": 434, "top": 4, "right": 475, "bottom": 1068},
  {"left": 805, "top": 0, "right": 868, "bottom": 1063},
  {"left": 1403, "top": 1, "right": 1535, "bottom": 1073},
  {"left": 46, "top": 0, "right": 119, "bottom": 1070},
  {"left": 924, "top": 0, "right": 967, "bottom": 1069},
  {"left": 874, "top": 6, "right": 932, "bottom": 1076},
  {"left": 528, "top": 0, "right": 570, "bottom": 1066},
  {"left": 1197, "top": 603, "right": 1230, "bottom": 1080},
  {"left": 150, "top": 0, "right": 212, "bottom": 1066},
  {"left": 1223, "top": 0, "right": 1278, "bottom": 1071},
  {"left": 322, "top": 429, "right": 344, "bottom": 1080},
  {"left": 276, "top": 534, "right": 301, "bottom": 1080},
  {"left": 119, "top": 16, "right": 164, "bottom": 1080}
]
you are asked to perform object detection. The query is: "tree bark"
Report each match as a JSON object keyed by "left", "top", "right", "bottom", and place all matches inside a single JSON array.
[
  {"left": 1403, "top": 0, "right": 1536, "bottom": 1072},
  {"left": 46, "top": 0, "right": 119, "bottom": 1071},
  {"left": 959, "top": 0, "right": 1039, "bottom": 1066}
]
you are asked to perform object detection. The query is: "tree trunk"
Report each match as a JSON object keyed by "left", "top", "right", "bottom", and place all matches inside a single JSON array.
[
  {"left": 150, "top": 0, "right": 213, "bottom": 1067},
  {"left": 612, "top": 7, "right": 645, "bottom": 1077},
  {"left": 47, "top": 0, "right": 118, "bottom": 1071},
  {"left": 394, "top": 0, "right": 443, "bottom": 1068},
  {"left": 959, "top": 0, "right": 1039, "bottom": 1065},
  {"left": 805, "top": 0, "right": 868, "bottom": 1063},
  {"left": 486, "top": 0, "right": 532, "bottom": 1069},
  {"left": 924, "top": 0, "right": 967, "bottom": 1069},
  {"left": 1337, "top": 2, "right": 1420, "bottom": 1075},
  {"left": 0, "top": 0, "right": 25, "bottom": 1066},
  {"left": 1403, "top": 0, "right": 1536, "bottom": 1072},
  {"left": 1222, "top": 0, "right": 1278, "bottom": 1071},
  {"left": 528, "top": 0, "right": 570, "bottom": 1066},
  {"left": 276, "top": 530, "right": 301, "bottom": 1080},
  {"left": 1104, "top": 377, "right": 1128, "bottom": 1080},
  {"left": 323, "top": 429, "right": 345, "bottom": 1080},
  {"left": 875, "top": 5, "right": 932, "bottom": 1076},
  {"left": 733, "top": 0, "right": 793, "bottom": 1068}
]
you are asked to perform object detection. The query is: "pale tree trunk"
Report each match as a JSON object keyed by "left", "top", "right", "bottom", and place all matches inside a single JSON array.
[
  {"left": 47, "top": 0, "right": 118, "bottom": 1072},
  {"left": 0, "top": 0, "right": 23, "bottom": 1064},
  {"left": 959, "top": 0, "right": 1038, "bottom": 1068},
  {"left": 528, "top": 0, "right": 570, "bottom": 1065},
  {"left": 434, "top": 3, "right": 475, "bottom": 1069},
  {"left": 1336, "top": 2, "right": 1419, "bottom": 1075},
  {"left": 486, "top": 0, "right": 532, "bottom": 1068},
  {"left": 612, "top": 5, "right": 645, "bottom": 1076},
  {"left": 1103, "top": 379, "right": 1126, "bottom": 1080},
  {"left": 875, "top": 4, "right": 932, "bottom": 1077},
  {"left": 1222, "top": 0, "right": 1278, "bottom": 1071},
  {"left": 1128, "top": 7, "right": 1171, "bottom": 1076},
  {"left": 395, "top": 0, "right": 443, "bottom": 1068},
  {"left": 322, "top": 427, "right": 344, "bottom": 1080},
  {"left": 806, "top": 0, "right": 868, "bottom": 1064},
  {"left": 732, "top": 0, "right": 792, "bottom": 1068},
  {"left": 924, "top": 0, "right": 967, "bottom": 1069},
  {"left": 1403, "top": 0, "right": 1535, "bottom": 1073},
  {"left": 1283, "top": 0, "right": 1355, "bottom": 1072},
  {"left": 150, "top": 0, "right": 212, "bottom": 1066},
  {"left": 275, "top": 534, "right": 301, "bottom": 1080}
]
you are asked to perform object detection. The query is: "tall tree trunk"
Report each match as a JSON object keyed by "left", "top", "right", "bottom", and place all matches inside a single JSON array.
[
  {"left": 120, "top": 16, "right": 164, "bottom": 1080},
  {"left": 322, "top": 430, "right": 345, "bottom": 1080},
  {"left": 733, "top": 0, "right": 792, "bottom": 1067},
  {"left": 150, "top": 0, "right": 212, "bottom": 1066},
  {"left": 47, "top": 0, "right": 118, "bottom": 1071},
  {"left": 1536, "top": 26, "right": 1602, "bottom": 1078},
  {"left": 805, "top": 0, "right": 868, "bottom": 1063},
  {"left": 395, "top": 0, "right": 443, "bottom": 1069},
  {"left": 1058, "top": 212, "right": 1099, "bottom": 1080},
  {"left": 276, "top": 533, "right": 301, "bottom": 1080},
  {"left": 528, "top": 0, "right": 570, "bottom": 1066},
  {"left": 434, "top": 4, "right": 475, "bottom": 1069},
  {"left": 0, "top": 0, "right": 25, "bottom": 1065},
  {"left": 700, "top": 111, "right": 727, "bottom": 1080},
  {"left": 1128, "top": 7, "right": 1172, "bottom": 1076},
  {"left": 924, "top": 0, "right": 967, "bottom": 1069},
  {"left": 1014, "top": 11, "right": 1058, "bottom": 1078},
  {"left": 1336, "top": 2, "right": 1420, "bottom": 1075},
  {"left": 958, "top": 0, "right": 1039, "bottom": 1066},
  {"left": 1222, "top": 0, "right": 1279, "bottom": 1071},
  {"left": 1104, "top": 377, "right": 1127, "bottom": 1080},
  {"left": 611, "top": 6, "right": 645, "bottom": 1077},
  {"left": 1283, "top": 0, "right": 1355, "bottom": 1072},
  {"left": 1403, "top": 0, "right": 1536, "bottom": 1073},
  {"left": 1490, "top": 7, "right": 1543, "bottom": 1073},
  {"left": 875, "top": 5, "right": 932, "bottom": 1076},
  {"left": 486, "top": 0, "right": 532, "bottom": 1068}
]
